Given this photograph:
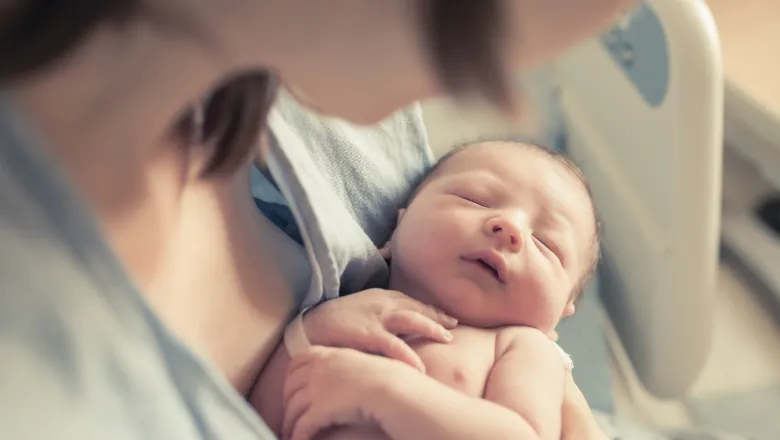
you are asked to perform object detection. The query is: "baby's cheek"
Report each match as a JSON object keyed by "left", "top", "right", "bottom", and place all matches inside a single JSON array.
[
  {"left": 514, "top": 266, "right": 561, "bottom": 330},
  {"left": 394, "top": 223, "right": 447, "bottom": 273}
]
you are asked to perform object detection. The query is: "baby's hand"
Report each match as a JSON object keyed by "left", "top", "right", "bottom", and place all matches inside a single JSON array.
[
  {"left": 301, "top": 289, "right": 457, "bottom": 372},
  {"left": 282, "top": 346, "right": 409, "bottom": 440}
]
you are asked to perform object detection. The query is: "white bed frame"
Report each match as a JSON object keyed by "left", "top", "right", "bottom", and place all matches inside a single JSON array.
[{"left": 552, "top": 0, "right": 723, "bottom": 398}]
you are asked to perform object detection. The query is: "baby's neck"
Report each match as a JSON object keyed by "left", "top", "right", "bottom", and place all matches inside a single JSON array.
[
  {"left": 387, "top": 272, "right": 434, "bottom": 309},
  {"left": 387, "top": 267, "right": 453, "bottom": 318}
]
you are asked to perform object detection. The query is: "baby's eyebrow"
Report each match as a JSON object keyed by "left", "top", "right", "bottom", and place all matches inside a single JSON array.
[
  {"left": 453, "top": 172, "right": 512, "bottom": 197},
  {"left": 450, "top": 170, "right": 503, "bottom": 185},
  {"left": 544, "top": 213, "right": 573, "bottom": 231}
]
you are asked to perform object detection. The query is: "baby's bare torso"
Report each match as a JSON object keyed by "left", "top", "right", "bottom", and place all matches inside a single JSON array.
[
  {"left": 315, "top": 327, "right": 501, "bottom": 440},
  {"left": 251, "top": 326, "right": 501, "bottom": 440},
  {"left": 407, "top": 325, "right": 500, "bottom": 396}
]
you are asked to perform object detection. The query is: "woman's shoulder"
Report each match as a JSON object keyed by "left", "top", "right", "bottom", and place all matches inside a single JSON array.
[
  {"left": 0, "top": 95, "right": 277, "bottom": 439},
  {"left": 0, "top": 175, "right": 278, "bottom": 439},
  {"left": 0, "top": 185, "right": 277, "bottom": 439}
]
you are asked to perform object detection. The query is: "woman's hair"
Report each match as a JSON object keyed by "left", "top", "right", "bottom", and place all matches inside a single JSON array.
[
  {"left": 422, "top": 0, "right": 511, "bottom": 113},
  {"left": 0, "top": 0, "right": 507, "bottom": 177}
]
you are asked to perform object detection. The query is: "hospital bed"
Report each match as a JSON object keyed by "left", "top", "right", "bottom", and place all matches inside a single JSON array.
[
  {"left": 707, "top": 0, "right": 780, "bottom": 313},
  {"left": 422, "top": 0, "right": 724, "bottom": 416}
]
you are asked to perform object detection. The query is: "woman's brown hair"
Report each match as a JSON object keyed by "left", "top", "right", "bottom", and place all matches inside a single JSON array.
[{"left": 0, "top": 0, "right": 507, "bottom": 177}]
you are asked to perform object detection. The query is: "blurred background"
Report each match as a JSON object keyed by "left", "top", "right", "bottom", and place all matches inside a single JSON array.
[{"left": 419, "top": 1, "right": 780, "bottom": 438}]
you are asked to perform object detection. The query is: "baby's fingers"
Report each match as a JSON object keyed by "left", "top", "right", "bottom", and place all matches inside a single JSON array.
[
  {"left": 384, "top": 309, "right": 454, "bottom": 344},
  {"left": 283, "top": 350, "right": 319, "bottom": 407},
  {"left": 366, "top": 331, "right": 426, "bottom": 373},
  {"left": 288, "top": 412, "right": 321, "bottom": 440},
  {"left": 282, "top": 387, "right": 310, "bottom": 440},
  {"left": 396, "top": 296, "right": 458, "bottom": 329}
]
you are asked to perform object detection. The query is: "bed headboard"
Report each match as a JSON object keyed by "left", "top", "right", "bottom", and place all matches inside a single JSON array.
[{"left": 551, "top": 0, "right": 723, "bottom": 398}]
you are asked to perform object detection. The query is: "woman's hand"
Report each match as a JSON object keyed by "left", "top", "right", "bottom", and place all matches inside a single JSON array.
[
  {"left": 282, "top": 346, "right": 406, "bottom": 440},
  {"left": 561, "top": 372, "right": 609, "bottom": 440},
  {"left": 301, "top": 289, "right": 458, "bottom": 372}
]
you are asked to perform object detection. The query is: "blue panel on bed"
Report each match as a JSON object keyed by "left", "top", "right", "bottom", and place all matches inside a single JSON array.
[{"left": 600, "top": 2, "right": 670, "bottom": 107}]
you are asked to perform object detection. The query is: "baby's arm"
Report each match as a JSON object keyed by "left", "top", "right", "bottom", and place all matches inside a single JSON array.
[
  {"left": 483, "top": 327, "right": 567, "bottom": 439},
  {"left": 248, "top": 289, "right": 457, "bottom": 435},
  {"left": 366, "top": 327, "right": 565, "bottom": 440}
]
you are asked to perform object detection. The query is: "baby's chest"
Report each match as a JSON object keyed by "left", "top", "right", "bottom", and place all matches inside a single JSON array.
[{"left": 409, "top": 327, "right": 498, "bottom": 397}]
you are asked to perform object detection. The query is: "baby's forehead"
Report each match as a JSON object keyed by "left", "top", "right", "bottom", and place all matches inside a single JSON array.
[
  {"left": 433, "top": 143, "right": 570, "bottom": 190},
  {"left": 432, "top": 142, "right": 597, "bottom": 246}
]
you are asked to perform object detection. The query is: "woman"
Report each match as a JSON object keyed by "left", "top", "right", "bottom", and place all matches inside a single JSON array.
[{"left": 0, "top": 1, "right": 631, "bottom": 438}]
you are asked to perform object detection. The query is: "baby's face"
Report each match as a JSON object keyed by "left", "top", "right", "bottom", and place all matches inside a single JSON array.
[{"left": 389, "top": 144, "right": 596, "bottom": 333}]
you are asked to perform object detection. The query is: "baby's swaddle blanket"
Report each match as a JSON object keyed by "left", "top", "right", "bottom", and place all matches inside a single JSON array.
[{"left": 259, "top": 90, "right": 434, "bottom": 308}]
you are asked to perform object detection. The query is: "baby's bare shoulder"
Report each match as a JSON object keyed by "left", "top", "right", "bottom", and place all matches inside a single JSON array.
[{"left": 495, "top": 326, "right": 559, "bottom": 360}]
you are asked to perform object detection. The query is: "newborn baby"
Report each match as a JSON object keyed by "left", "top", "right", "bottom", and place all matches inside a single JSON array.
[{"left": 253, "top": 141, "right": 599, "bottom": 439}]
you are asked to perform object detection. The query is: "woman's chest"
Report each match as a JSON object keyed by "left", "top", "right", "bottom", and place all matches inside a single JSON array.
[
  {"left": 145, "top": 172, "right": 311, "bottom": 394},
  {"left": 410, "top": 326, "right": 499, "bottom": 397}
]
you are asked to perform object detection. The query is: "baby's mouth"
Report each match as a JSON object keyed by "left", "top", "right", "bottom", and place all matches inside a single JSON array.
[
  {"left": 462, "top": 254, "right": 506, "bottom": 284},
  {"left": 476, "top": 259, "right": 501, "bottom": 280}
]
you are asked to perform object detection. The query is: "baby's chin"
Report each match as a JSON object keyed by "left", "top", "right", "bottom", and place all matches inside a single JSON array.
[
  {"left": 388, "top": 271, "right": 561, "bottom": 331},
  {"left": 451, "top": 311, "right": 550, "bottom": 330},
  {"left": 401, "top": 281, "right": 520, "bottom": 328},
  {"left": 433, "top": 287, "right": 562, "bottom": 332}
]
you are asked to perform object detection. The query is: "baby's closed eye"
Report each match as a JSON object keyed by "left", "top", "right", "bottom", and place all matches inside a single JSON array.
[
  {"left": 451, "top": 187, "right": 496, "bottom": 208},
  {"left": 457, "top": 193, "right": 489, "bottom": 207},
  {"left": 533, "top": 234, "right": 565, "bottom": 267}
]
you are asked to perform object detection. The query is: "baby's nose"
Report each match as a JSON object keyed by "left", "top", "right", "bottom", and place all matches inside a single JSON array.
[{"left": 486, "top": 216, "right": 525, "bottom": 252}]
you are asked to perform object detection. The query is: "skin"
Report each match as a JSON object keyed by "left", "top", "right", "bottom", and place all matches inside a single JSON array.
[
  {"left": 9, "top": 0, "right": 631, "bottom": 420},
  {"left": 390, "top": 143, "right": 596, "bottom": 333}
]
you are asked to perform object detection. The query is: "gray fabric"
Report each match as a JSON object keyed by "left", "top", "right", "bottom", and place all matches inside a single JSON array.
[
  {"left": 264, "top": 90, "right": 434, "bottom": 307},
  {"left": 0, "top": 94, "right": 276, "bottom": 439}
]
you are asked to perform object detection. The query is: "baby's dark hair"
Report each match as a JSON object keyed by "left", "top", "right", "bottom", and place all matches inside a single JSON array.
[{"left": 408, "top": 141, "right": 601, "bottom": 300}]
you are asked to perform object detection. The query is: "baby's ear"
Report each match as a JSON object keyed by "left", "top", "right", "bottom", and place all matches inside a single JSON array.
[
  {"left": 562, "top": 302, "right": 576, "bottom": 318},
  {"left": 379, "top": 209, "right": 406, "bottom": 260},
  {"left": 378, "top": 242, "right": 392, "bottom": 260}
]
